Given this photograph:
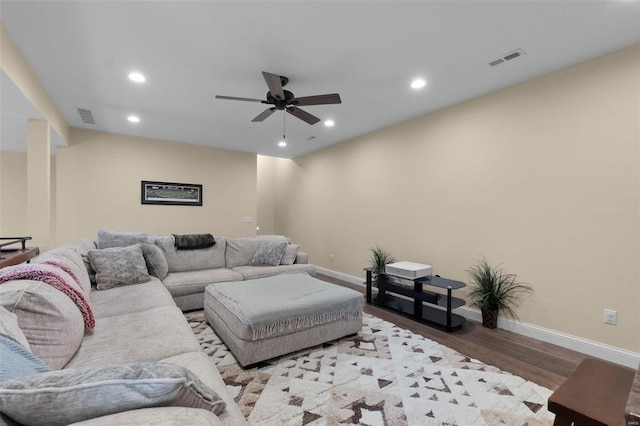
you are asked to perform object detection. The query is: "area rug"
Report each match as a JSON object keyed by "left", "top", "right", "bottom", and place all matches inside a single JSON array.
[{"left": 185, "top": 311, "right": 554, "bottom": 425}]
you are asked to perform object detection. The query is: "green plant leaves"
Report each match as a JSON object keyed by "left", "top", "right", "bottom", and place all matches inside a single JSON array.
[
  {"left": 466, "top": 257, "right": 533, "bottom": 321},
  {"left": 369, "top": 245, "right": 395, "bottom": 279}
]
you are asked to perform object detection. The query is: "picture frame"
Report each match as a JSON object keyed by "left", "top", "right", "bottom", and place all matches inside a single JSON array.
[{"left": 141, "top": 181, "right": 203, "bottom": 206}]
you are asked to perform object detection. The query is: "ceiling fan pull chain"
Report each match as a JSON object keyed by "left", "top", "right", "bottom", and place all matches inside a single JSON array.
[{"left": 282, "top": 109, "right": 286, "bottom": 140}]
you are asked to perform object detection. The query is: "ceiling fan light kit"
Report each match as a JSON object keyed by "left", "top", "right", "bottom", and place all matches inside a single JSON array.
[{"left": 216, "top": 71, "right": 342, "bottom": 126}]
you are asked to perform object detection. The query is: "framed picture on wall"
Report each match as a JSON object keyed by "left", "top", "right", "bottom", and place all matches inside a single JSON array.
[{"left": 141, "top": 181, "right": 203, "bottom": 206}]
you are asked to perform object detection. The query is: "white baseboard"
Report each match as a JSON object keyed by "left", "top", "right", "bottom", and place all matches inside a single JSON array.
[
  {"left": 316, "top": 267, "right": 640, "bottom": 369},
  {"left": 317, "top": 266, "right": 364, "bottom": 286}
]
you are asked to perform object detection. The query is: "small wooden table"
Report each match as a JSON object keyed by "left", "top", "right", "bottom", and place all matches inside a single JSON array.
[
  {"left": 548, "top": 358, "right": 634, "bottom": 426},
  {"left": 0, "top": 237, "right": 39, "bottom": 269},
  {"left": 0, "top": 247, "right": 40, "bottom": 269}
]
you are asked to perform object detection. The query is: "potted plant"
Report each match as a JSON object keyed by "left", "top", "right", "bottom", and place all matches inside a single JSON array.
[
  {"left": 466, "top": 257, "right": 533, "bottom": 329},
  {"left": 369, "top": 245, "right": 395, "bottom": 284}
]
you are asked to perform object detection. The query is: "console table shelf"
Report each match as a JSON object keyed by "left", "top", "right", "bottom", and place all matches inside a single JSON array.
[{"left": 365, "top": 267, "right": 466, "bottom": 332}]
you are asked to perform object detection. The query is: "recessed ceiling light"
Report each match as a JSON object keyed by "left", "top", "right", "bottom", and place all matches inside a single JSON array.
[
  {"left": 127, "top": 115, "right": 140, "bottom": 123},
  {"left": 324, "top": 119, "right": 335, "bottom": 127},
  {"left": 128, "top": 72, "right": 146, "bottom": 83},
  {"left": 278, "top": 140, "right": 287, "bottom": 147},
  {"left": 411, "top": 78, "right": 426, "bottom": 89}
]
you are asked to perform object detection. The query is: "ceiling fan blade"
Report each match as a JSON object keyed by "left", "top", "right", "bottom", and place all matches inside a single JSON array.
[
  {"left": 292, "top": 93, "right": 342, "bottom": 106},
  {"left": 216, "top": 95, "right": 266, "bottom": 103},
  {"left": 251, "top": 107, "right": 277, "bottom": 122},
  {"left": 262, "top": 71, "right": 285, "bottom": 100},
  {"left": 286, "top": 106, "right": 321, "bottom": 125}
]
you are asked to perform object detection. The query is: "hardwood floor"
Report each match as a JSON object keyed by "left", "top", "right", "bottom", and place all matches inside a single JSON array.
[{"left": 317, "top": 273, "right": 591, "bottom": 391}]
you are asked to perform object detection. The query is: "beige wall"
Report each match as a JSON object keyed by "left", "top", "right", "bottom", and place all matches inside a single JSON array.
[
  {"left": 256, "top": 155, "right": 278, "bottom": 235},
  {"left": 56, "top": 129, "right": 257, "bottom": 243},
  {"left": 0, "top": 24, "right": 69, "bottom": 143},
  {"left": 268, "top": 45, "right": 640, "bottom": 351},
  {"left": 0, "top": 151, "right": 28, "bottom": 236},
  {"left": 0, "top": 151, "right": 57, "bottom": 248}
]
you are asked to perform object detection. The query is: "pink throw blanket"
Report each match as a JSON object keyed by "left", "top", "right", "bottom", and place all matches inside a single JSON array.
[{"left": 0, "top": 263, "right": 95, "bottom": 329}]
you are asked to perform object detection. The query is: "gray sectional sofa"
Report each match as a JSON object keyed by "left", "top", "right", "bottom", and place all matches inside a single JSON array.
[
  {"left": 151, "top": 234, "right": 315, "bottom": 310},
  {"left": 0, "top": 232, "right": 316, "bottom": 425}
]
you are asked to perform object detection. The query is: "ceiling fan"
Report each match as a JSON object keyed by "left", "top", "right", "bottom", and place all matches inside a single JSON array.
[{"left": 216, "top": 72, "right": 341, "bottom": 125}]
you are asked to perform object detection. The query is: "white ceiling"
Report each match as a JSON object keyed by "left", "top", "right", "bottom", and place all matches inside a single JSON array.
[{"left": 1, "top": 0, "right": 639, "bottom": 159}]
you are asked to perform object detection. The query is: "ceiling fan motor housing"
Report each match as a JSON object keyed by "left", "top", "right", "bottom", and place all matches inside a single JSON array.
[{"left": 267, "top": 89, "right": 296, "bottom": 110}]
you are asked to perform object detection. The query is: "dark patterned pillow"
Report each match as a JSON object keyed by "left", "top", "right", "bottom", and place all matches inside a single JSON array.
[
  {"left": 0, "top": 362, "right": 226, "bottom": 426},
  {"left": 88, "top": 245, "right": 151, "bottom": 290},
  {"left": 249, "top": 240, "right": 288, "bottom": 266},
  {"left": 172, "top": 234, "right": 216, "bottom": 250}
]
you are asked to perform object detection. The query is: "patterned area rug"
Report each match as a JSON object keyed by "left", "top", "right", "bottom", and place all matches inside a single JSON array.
[{"left": 185, "top": 311, "right": 554, "bottom": 425}]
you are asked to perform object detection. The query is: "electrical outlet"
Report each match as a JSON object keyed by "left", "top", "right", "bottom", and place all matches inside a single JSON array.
[
  {"left": 604, "top": 309, "right": 617, "bottom": 325},
  {"left": 329, "top": 254, "right": 334, "bottom": 262}
]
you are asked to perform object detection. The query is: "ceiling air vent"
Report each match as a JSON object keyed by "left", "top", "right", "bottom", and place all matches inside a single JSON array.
[
  {"left": 489, "top": 49, "right": 526, "bottom": 67},
  {"left": 77, "top": 108, "right": 96, "bottom": 124}
]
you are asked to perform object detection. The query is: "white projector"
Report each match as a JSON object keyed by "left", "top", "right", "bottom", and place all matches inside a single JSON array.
[{"left": 385, "top": 261, "right": 432, "bottom": 280}]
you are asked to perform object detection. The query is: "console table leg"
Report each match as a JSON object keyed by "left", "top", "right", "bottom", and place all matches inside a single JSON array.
[
  {"left": 446, "top": 287, "right": 452, "bottom": 331},
  {"left": 366, "top": 270, "right": 372, "bottom": 303}
]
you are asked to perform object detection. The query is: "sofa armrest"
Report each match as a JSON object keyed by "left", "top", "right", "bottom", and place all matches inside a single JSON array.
[{"left": 295, "top": 251, "right": 309, "bottom": 264}]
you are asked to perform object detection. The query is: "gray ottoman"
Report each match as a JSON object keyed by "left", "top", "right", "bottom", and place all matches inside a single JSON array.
[{"left": 204, "top": 273, "right": 363, "bottom": 367}]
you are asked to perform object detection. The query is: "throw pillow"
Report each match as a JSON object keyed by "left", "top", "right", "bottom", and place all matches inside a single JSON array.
[
  {"left": 0, "top": 362, "right": 226, "bottom": 426},
  {"left": 280, "top": 244, "right": 300, "bottom": 265},
  {"left": 88, "top": 245, "right": 151, "bottom": 290},
  {"left": 0, "top": 281, "right": 85, "bottom": 370},
  {"left": 96, "top": 230, "right": 148, "bottom": 249},
  {"left": 172, "top": 234, "right": 216, "bottom": 250},
  {"left": 249, "top": 240, "right": 288, "bottom": 266},
  {"left": 0, "top": 335, "right": 50, "bottom": 383},
  {"left": 152, "top": 236, "right": 226, "bottom": 272},
  {"left": 140, "top": 243, "right": 169, "bottom": 280}
]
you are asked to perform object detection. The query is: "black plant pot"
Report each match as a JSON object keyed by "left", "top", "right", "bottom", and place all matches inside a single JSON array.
[{"left": 481, "top": 308, "right": 499, "bottom": 329}]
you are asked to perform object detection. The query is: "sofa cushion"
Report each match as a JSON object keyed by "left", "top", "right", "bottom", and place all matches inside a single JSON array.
[
  {"left": 89, "top": 245, "right": 151, "bottom": 290},
  {"left": 224, "top": 237, "right": 262, "bottom": 268},
  {"left": 65, "top": 306, "right": 200, "bottom": 368},
  {"left": 256, "top": 235, "right": 291, "bottom": 243},
  {"left": 280, "top": 244, "right": 300, "bottom": 265},
  {"left": 249, "top": 240, "right": 287, "bottom": 266},
  {"left": 153, "top": 236, "right": 226, "bottom": 272},
  {"left": 96, "top": 229, "right": 148, "bottom": 249},
  {"left": 0, "top": 362, "right": 226, "bottom": 426},
  {"left": 232, "top": 264, "right": 316, "bottom": 281},
  {"left": 0, "top": 334, "right": 51, "bottom": 384},
  {"left": 162, "top": 352, "right": 248, "bottom": 425},
  {"left": 67, "top": 237, "right": 98, "bottom": 283},
  {"left": 140, "top": 243, "right": 169, "bottom": 280},
  {"left": 89, "top": 278, "right": 174, "bottom": 319},
  {"left": 38, "top": 244, "right": 92, "bottom": 294},
  {"left": 0, "top": 280, "right": 85, "bottom": 370},
  {"left": 70, "top": 407, "right": 224, "bottom": 426},
  {"left": 0, "top": 306, "right": 31, "bottom": 351},
  {"left": 162, "top": 268, "right": 243, "bottom": 298}
]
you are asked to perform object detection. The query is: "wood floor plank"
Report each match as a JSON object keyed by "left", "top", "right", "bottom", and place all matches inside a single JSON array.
[{"left": 317, "top": 273, "right": 589, "bottom": 391}]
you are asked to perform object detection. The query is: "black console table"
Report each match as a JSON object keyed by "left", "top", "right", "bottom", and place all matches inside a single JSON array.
[{"left": 365, "top": 267, "right": 466, "bottom": 331}]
